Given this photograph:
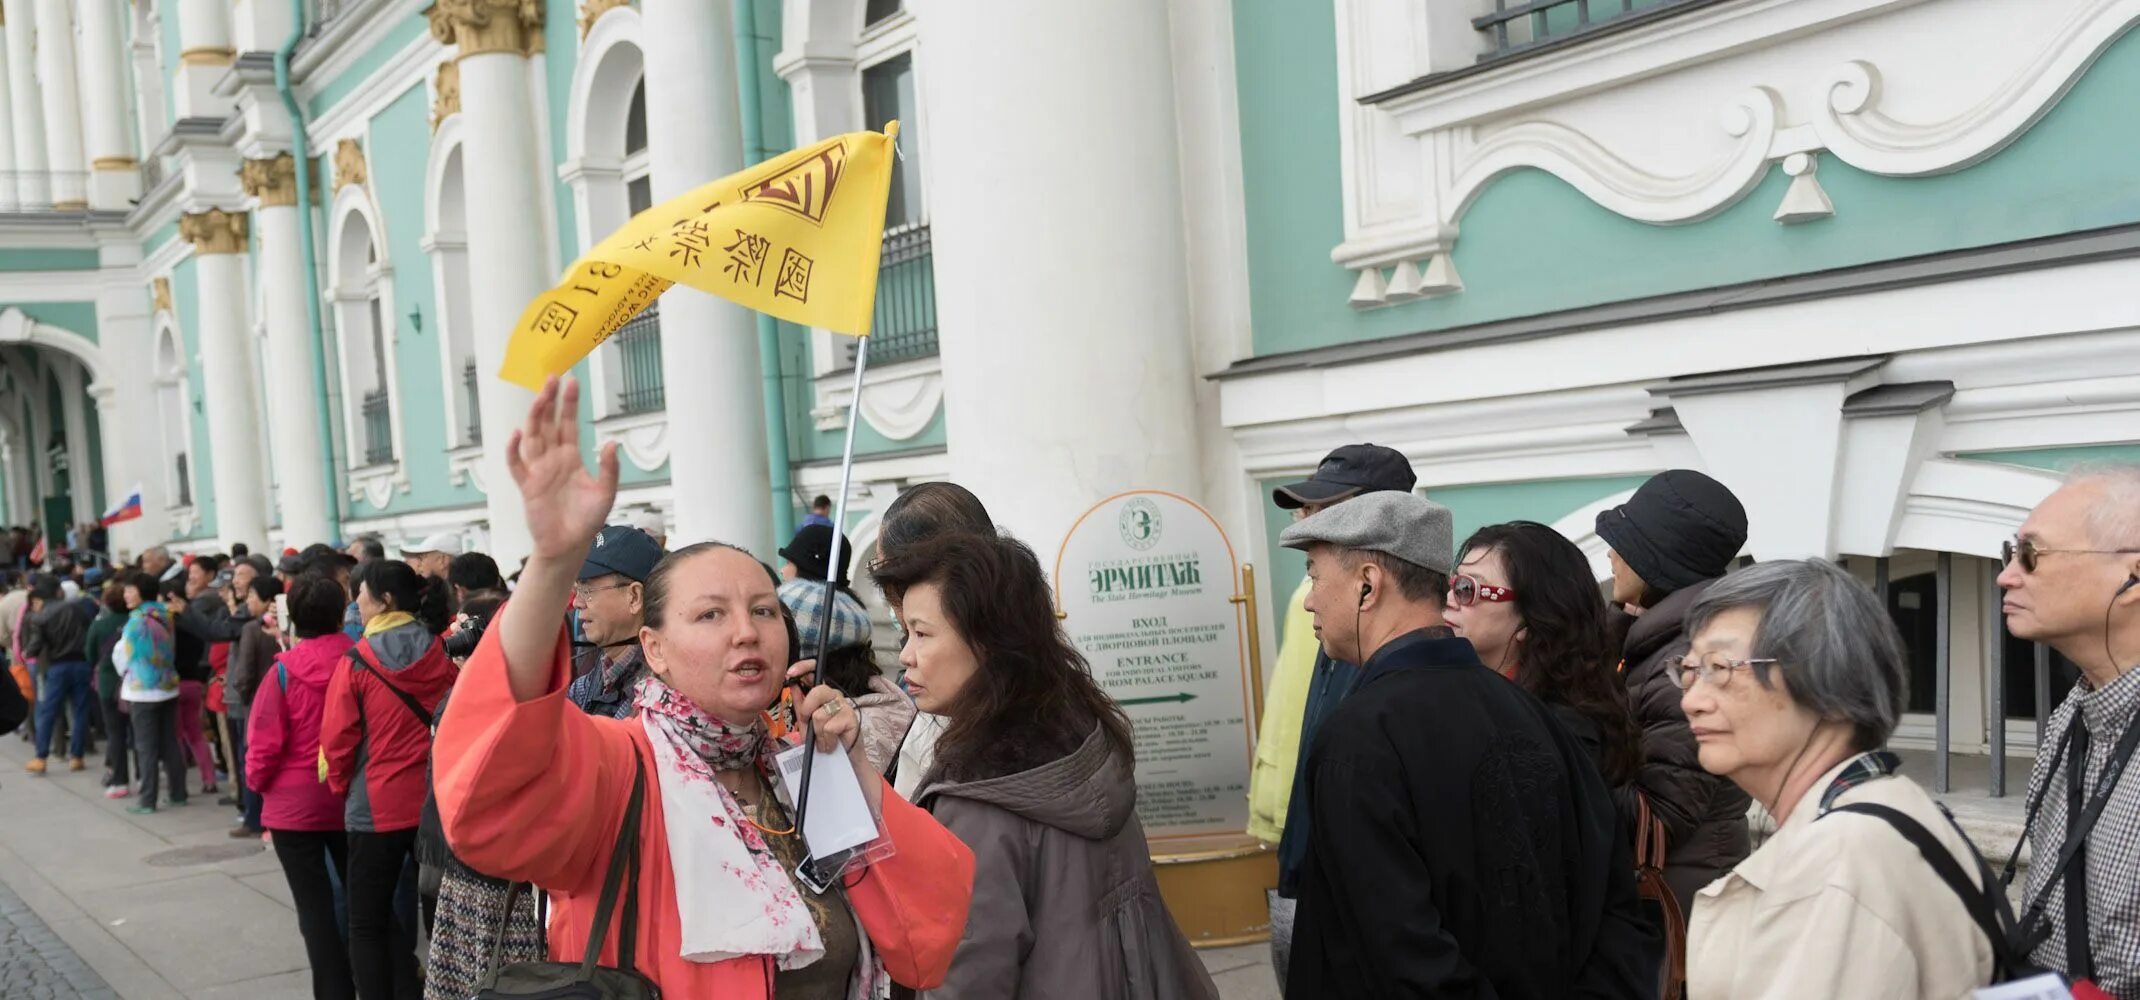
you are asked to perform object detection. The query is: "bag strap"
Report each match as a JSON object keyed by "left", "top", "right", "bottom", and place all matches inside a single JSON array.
[
  {"left": 1827, "top": 804, "right": 2015, "bottom": 967},
  {"left": 2004, "top": 722, "right": 2076, "bottom": 887},
  {"left": 1634, "top": 790, "right": 1668, "bottom": 871},
  {"left": 350, "top": 641, "right": 433, "bottom": 727},
  {"left": 576, "top": 753, "right": 647, "bottom": 981},
  {"left": 2013, "top": 714, "right": 2140, "bottom": 953}
]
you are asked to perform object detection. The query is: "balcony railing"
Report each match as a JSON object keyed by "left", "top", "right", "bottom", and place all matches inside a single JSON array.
[
  {"left": 849, "top": 222, "right": 938, "bottom": 366},
  {"left": 174, "top": 452, "right": 191, "bottom": 508},
  {"left": 614, "top": 304, "right": 666, "bottom": 414},
  {"left": 461, "top": 358, "right": 482, "bottom": 445},
  {"left": 360, "top": 389, "right": 394, "bottom": 466},
  {"left": 1474, "top": 0, "right": 1722, "bottom": 65}
]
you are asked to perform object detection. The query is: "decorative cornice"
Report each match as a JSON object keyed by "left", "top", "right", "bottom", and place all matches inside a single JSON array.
[
  {"left": 430, "top": 60, "right": 460, "bottom": 131},
  {"left": 427, "top": 0, "right": 544, "bottom": 59},
  {"left": 579, "top": 0, "right": 629, "bottom": 39},
  {"left": 333, "top": 138, "right": 368, "bottom": 191},
  {"left": 180, "top": 209, "right": 250, "bottom": 255},
  {"left": 241, "top": 153, "right": 314, "bottom": 207},
  {"left": 180, "top": 46, "right": 236, "bottom": 67},
  {"left": 150, "top": 277, "right": 172, "bottom": 316}
]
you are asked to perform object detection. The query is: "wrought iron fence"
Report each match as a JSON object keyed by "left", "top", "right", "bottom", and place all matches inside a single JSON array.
[
  {"left": 850, "top": 222, "right": 938, "bottom": 366},
  {"left": 614, "top": 304, "right": 666, "bottom": 414},
  {"left": 1474, "top": 0, "right": 1717, "bottom": 63},
  {"left": 461, "top": 358, "right": 482, "bottom": 445},
  {"left": 360, "top": 389, "right": 393, "bottom": 466},
  {"left": 174, "top": 452, "right": 191, "bottom": 508}
]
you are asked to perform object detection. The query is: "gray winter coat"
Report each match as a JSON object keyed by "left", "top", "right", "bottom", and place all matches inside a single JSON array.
[{"left": 916, "top": 724, "right": 1219, "bottom": 1000}]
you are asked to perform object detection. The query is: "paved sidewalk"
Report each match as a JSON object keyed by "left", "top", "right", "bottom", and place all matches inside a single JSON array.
[{"left": 0, "top": 729, "right": 1280, "bottom": 999}]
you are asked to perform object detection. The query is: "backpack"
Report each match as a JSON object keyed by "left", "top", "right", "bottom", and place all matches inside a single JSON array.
[{"left": 123, "top": 611, "right": 176, "bottom": 693}]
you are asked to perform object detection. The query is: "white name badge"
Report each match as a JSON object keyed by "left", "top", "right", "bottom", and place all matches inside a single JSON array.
[{"left": 1974, "top": 974, "right": 2077, "bottom": 1000}]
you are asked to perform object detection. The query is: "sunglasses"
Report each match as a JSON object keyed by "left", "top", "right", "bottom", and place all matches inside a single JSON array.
[
  {"left": 2002, "top": 537, "right": 2140, "bottom": 575},
  {"left": 1447, "top": 574, "right": 1516, "bottom": 609}
]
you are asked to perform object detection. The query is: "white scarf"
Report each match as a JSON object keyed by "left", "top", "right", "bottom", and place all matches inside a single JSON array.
[{"left": 634, "top": 678, "right": 824, "bottom": 969}]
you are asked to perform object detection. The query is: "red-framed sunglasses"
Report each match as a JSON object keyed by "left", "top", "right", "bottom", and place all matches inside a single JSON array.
[{"left": 1448, "top": 574, "right": 1516, "bottom": 608}]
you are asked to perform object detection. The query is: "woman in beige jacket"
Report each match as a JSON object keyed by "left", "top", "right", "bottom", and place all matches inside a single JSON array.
[{"left": 1679, "top": 559, "right": 1997, "bottom": 999}]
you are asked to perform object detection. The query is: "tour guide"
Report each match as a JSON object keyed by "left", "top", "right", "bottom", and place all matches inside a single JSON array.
[
  {"left": 432, "top": 376, "right": 974, "bottom": 996},
  {"left": 1279, "top": 491, "right": 1658, "bottom": 996}
]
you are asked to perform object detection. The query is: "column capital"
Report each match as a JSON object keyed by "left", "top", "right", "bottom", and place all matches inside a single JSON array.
[
  {"left": 180, "top": 208, "right": 249, "bottom": 255},
  {"left": 427, "top": 0, "right": 544, "bottom": 59},
  {"left": 240, "top": 153, "right": 316, "bottom": 207}
]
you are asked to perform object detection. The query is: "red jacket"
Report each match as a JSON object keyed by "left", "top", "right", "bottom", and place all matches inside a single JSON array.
[
  {"left": 322, "top": 620, "right": 457, "bottom": 832},
  {"left": 435, "top": 614, "right": 975, "bottom": 997},
  {"left": 246, "top": 633, "right": 356, "bottom": 832}
]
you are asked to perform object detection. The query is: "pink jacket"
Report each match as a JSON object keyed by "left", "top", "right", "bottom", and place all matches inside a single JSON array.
[{"left": 246, "top": 632, "right": 357, "bottom": 832}]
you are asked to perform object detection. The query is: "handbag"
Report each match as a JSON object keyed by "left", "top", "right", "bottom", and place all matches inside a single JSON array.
[
  {"left": 472, "top": 754, "right": 659, "bottom": 999},
  {"left": 1632, "top": 791, "right": 1687, "bottom": 1000}
]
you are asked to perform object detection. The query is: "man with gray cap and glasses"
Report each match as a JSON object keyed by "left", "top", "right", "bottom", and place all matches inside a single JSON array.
[{"left": 1282, "top": 491, "right": 1657, "bottom": 998}]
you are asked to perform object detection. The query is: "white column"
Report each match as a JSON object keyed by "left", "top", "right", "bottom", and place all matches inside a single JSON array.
[
  {"left": 242, "top": 155, "right": 333, "bottom": 547},
  {"left": 75, "top": 0, "right": 138, "bottom": 210},
  {"left": 88, "top": 386, "right": 133, "bottom": 554},
  {"left": 427, "top": 1, "right": 545, "bottom": 568},
  {"left": 0, "top": 33, "right": 19, "bottom": 213},
  {"left": 53, "top": 358, "right": 92, "bottom": 525},
  {"left": 924, "top": 0, "right": 1205, "bottom": 548},
  {"left": 0, "top": 429, "right": 26, "bottom": 528},
  {"left": 172, "top": 0, "right": 235, "bottom": 119},
  {"left": 31, "top": 0, "right": 86, "bottom": 208},
  {"left": 642, "top": 0, "right": 772, "bottom": 553},
  {"left": 2, "top": 0, "right": 48, "bottom": 208},
  {"left": 182, "top": 208, "right": 271, "bottom": 549}
]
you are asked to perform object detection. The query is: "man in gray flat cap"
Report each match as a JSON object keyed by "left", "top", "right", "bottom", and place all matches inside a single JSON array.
[{"left": 1282, "top": 492, "right": 1658, "bottom": 999}]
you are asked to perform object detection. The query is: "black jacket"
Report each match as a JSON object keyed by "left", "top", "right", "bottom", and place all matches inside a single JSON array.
[
  {"left": 24, "top": 597, "right": 96, "bottom": 664},
  {"left": 1609, "top": 578, "right": 1752, "bottom": 909},
  {"left": 0, "top": 660, "right": 24, "bottom": 734},
  {"left": 1288, "top": 629, "right": 1659, "bottom": 999}
]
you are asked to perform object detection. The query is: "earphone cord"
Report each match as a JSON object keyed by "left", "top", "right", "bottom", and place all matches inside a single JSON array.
[{"left": 2108, "top": 590, "right": 2134, "bottom": 682}]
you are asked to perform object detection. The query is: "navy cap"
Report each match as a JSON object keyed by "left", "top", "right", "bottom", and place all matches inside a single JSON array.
[
  {"left": 1272, "top": 443, "right": 1418, "bottom": 510},
  {"left": 580, "top": 525, "right": 664, "bottom": 583}
]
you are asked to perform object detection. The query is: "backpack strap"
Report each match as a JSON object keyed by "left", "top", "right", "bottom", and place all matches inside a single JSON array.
[
  {"left": 1826, "top": 801, "right": 2035, "bottom": 980},
  {"left": 350, "top": 640, "right": 433, "bottom": 727}
]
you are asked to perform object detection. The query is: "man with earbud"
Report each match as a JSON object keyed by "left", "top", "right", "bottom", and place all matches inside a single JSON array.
[
  {"left": 1999, "top": 464, "right": 2140, "bottom": 997},
  {"left": 1280, "top": 491, "right": 1658, "bottom": 998}
]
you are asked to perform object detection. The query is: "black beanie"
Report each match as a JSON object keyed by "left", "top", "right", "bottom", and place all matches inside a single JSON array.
[
  {"left": 1595, "top": 470, "right": 1749, "bottom": 594},
  {"left": 779, "top": 524, "right": 853, "bottom": 586}
]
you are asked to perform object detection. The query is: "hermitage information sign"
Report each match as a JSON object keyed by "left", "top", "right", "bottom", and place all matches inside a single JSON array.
[{"left": 1055, "top": 491, "right": 1254, "bottom": 839}]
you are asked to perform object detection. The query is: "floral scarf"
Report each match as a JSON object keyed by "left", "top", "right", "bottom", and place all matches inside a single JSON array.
[{"left": 633, "top": 674, "right": 826, "bottom": 969}]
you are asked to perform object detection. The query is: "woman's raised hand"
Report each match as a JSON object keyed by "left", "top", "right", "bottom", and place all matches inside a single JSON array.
[{"left": 506, "top": 377, "right": 620, "bottom": 562}]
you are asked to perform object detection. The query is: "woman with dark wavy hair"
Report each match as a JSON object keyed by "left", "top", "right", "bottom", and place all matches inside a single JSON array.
[
  {"left": 1446, "top": 521, "right": 1641, "bottom": 786},
  {"left": 873, "top": 480, "right": 996, "bottom": 796},
  {"left": 873, "top": 529, "right": 1218, "bottom": 999}
]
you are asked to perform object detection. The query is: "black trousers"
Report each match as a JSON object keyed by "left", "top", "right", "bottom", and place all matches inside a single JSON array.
[
  {"left": 100, "top": 693, "right": 131, "bottom": 787},
  {"left": 128, "top": 699, "right": 187, "bottom": 808},
  {"left": 273, "top": 828, "right": 356, "bottom": 1000},
  {"left": 346, "top": 828, "right": 422, "bottom": 1000}
]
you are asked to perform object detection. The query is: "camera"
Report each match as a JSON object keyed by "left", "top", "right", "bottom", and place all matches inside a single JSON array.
[{"left": 442, "top": 617, "right": 484, "bottom": 659}]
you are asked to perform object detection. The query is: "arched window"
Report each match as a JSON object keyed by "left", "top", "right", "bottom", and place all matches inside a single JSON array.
[
  {"left": 566, "top": 13, "right": 663, "bottom": 422},
  {"left": 429, "top": 125, "right": 481, "bottom": 451},
  {"left": 153, "top": 322, "right": 194, "bottom": 508},
  {"left": 330, "top": 192, "right": 403, "bottom": 477}
]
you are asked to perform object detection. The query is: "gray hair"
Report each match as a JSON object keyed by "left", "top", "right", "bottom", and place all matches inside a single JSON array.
[
  {"left": 2068, "top": 463, "right": 2140, "bottom": 550},
  {"left": 1685, "top": 558, "right": 1905, "bottom": 751}
]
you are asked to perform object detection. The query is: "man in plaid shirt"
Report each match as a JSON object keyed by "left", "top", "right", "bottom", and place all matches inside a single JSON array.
[{"left": 2000, "top": 465, "right": 2140, "bottom": 997}]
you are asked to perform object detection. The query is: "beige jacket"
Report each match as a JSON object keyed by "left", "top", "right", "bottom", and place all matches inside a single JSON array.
[{"left": 1687, "top": 756, "right": 1995, "bottom": 1000}]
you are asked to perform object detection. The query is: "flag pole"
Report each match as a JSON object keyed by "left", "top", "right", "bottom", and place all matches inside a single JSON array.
[{"left": 793, "top": 333, "right": 871, "bottom": 860}]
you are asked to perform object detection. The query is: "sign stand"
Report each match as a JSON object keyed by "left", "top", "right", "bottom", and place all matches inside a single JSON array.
[{"left": 791, "top": 335, "right": 870, "bottom": 845}]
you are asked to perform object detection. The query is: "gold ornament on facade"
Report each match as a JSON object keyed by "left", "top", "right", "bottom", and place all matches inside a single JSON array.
[
  {"left": 179, "top": 46, "right": 237, "bottom": 67},
  {"left": 150, "top": 277, "right": 172, "bottom": 317},
  {"left": 333, "top": 139, "right": 369, "bottom": 191},
  {"left": 241, "top": 154, "right": 316, "bottom": 207},
  {"left": 427, "top": 0, "right": 545, "bottom": 59},
  {"left": 431, "top": 60, "right": 460, "bottom": 132},
  {"left": 180, "top": 209, "right": 250, "bottom": 256},
  {"left": 578, "top": 0, "right": 628, "bottom": 39}
]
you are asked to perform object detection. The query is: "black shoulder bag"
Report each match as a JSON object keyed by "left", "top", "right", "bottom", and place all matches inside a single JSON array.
[
  {"left": 1825, "top": 799, "right": 2052, "bottom": 984},
  {"left": 473, "top": 754, "right": 659, "bottom": 999}
]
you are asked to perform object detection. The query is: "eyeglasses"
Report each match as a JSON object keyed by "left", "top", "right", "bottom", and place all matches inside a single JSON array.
[
  {"left": 2003, "top": 537, "right": 2140, "bottom": 575},
  {"left": 572, "top": 580, "right": 634, "bottom": 602},
  {"left": 1673, "top": 652, "right": 1781, "bottom": 691},
  {"left": 1447, "top": 574, "right": 1516, "bottom": 609}
]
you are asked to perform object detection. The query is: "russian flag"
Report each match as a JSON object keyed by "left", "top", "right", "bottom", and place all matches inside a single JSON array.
[{"left": 100, "top": 484, "right": 143, "bottom": 527}]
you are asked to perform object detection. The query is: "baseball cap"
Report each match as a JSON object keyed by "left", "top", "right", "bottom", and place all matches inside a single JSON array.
[
  {"left": 401, "top": 532, "right": 467, "bottom": 558},
  {"left": 1279, "top": 491, "right": 1455, "bottom": 577},
  {"left": 1272, "top": 444, "right": 1418, "bottom": 510},
  {"left": 580, "top": 525, "right": 664, "bottom": 583}
]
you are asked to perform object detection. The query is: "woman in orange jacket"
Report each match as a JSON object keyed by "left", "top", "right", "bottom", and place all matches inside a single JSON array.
[{"left": 432, "top": 376, "right": 974, "bottom": 999}]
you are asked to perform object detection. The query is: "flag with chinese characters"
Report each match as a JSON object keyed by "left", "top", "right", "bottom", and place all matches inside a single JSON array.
[{"left": 501, "top": 122, "right": 900, "bottom": 390}]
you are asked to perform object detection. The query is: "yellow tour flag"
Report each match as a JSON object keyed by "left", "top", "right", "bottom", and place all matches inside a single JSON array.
[{"left": 501, "top": 122, "right": 899, "bottom": 390}]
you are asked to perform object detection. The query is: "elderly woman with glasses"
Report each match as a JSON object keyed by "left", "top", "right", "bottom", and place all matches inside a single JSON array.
[{"left": 1679, "top": 559, "right": 1998, "bottom": 998}]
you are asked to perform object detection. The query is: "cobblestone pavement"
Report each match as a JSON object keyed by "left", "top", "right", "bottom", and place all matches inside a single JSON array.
[{"left": 0, "top": 876, "right": 120, "bottom": 1000}]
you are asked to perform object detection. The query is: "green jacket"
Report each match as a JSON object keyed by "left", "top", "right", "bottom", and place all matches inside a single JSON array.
[{"left": 87, "top": 608, "right": 124, "bottom": 699}]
